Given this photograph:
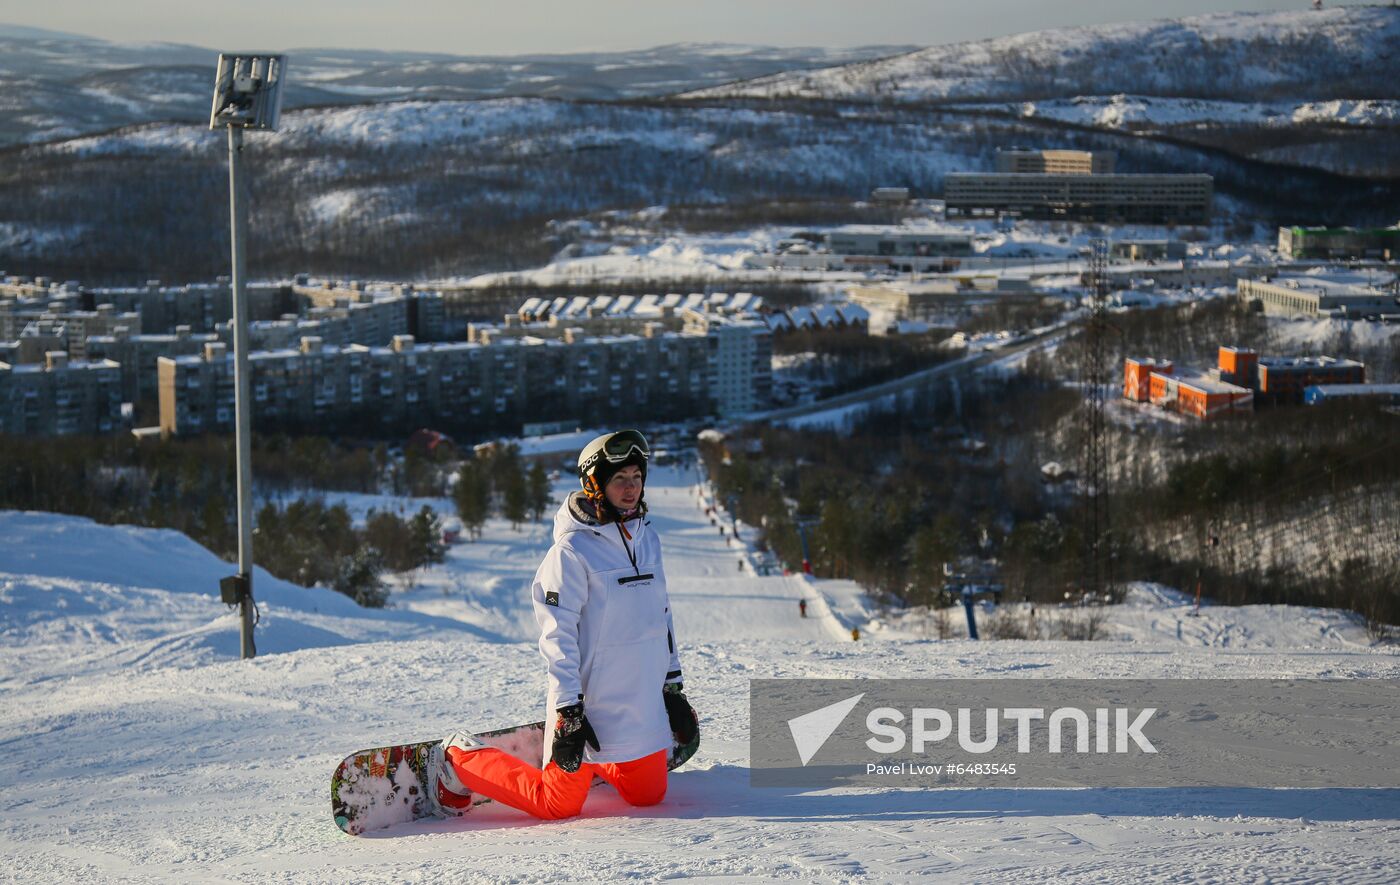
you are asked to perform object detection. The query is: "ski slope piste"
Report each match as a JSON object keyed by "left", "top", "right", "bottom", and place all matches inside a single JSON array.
[{"left": 1, "top": 465, "right": 1397, "bottom": 882}]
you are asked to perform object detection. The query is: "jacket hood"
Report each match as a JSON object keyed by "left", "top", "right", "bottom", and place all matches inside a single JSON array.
[
  {"left": 553, "top": 491, "right": 599, "bottom": 542},
  {"left": 553, "top": 491, "right": 643, "bottom": 543}
]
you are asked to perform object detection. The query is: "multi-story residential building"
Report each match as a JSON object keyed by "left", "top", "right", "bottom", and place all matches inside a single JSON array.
[
  {"left": 680, "top": 309, "right": 772, "bottom": 417},
  {"left": 945, "top": 173, "right": 1213, "bottom": 224},
  {"left": 0, "top": 276, "right": 83, "bottom": 304},
  {"left": 308, "top": 295, "right": 410, "bottom": 346},
  {"left": 995, "top": 149, "right": 1116, "bottom": 175},
  {"left": 91, "top": 280, "right": 293, "bottom": 334},
  {"left": 1238, "top": 275, "right": 1398, "bottom": 319},
  {"left": 0, "top": 351, "right": 123, "bottom": 435},
  {"left": 158, "top": 325, "right": 723, "bottom": 437},
  {"left": 1, "top": 305, "right": 140, "bottom": 359},
  {"left": 86, "top": 325, "right": 219, "bottom": 406},
  {"left": 1278, "top": 225, "right": 1400, "bottom": 260},
  {"left": 15, "top": 321, "right": 69, "bottom": 363},
  {"left": 232, "top": 294, "right": 412, "bottom": 351}
]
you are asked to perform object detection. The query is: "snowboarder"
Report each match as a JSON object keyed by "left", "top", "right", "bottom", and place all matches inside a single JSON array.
[
  {"left": 799, "top": 599, "right": 807, "bottom": 618},
  {"left": 429, "top": 429, "right": 698, "bottom": 820}
]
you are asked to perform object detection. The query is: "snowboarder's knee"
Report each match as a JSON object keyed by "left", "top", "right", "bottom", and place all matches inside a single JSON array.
[
  {"left": 540, "top": 794, "right": 588, "bottom": 819},
  {"left": 620, "top": 780, "right": 667, "bottom": 807}
]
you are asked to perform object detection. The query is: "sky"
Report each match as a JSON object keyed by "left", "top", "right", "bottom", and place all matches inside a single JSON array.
[{"left": 0, "top": 1, "right": 1374, "bottom": 54}]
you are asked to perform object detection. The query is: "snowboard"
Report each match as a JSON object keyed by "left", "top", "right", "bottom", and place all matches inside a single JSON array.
[{"left": 331, "top": 720, "right": 699, "bottom": 835}]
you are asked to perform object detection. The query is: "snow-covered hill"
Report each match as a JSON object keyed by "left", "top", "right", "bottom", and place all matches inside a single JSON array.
[
  {"left": 684, "top": 7, "right": 1400, "bottom": 104},
  {"left": 1, "top": 465, "right": 1397, "bottom": 881},
  {"left": 0, "top": 27, "right": 913, "bottom": 146}
]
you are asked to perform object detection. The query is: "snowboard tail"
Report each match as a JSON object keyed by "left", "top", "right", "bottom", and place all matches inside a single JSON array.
[{"left": 331, "top": 720, "right": 698, "bottom": 835}]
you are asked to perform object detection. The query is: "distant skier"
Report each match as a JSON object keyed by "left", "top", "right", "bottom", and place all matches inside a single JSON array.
[
  {"left": 799, "top": 599, "right": 808, "bottom": 618},
  {"left": 429, "top": 429, "right": 698, "bottom": 819}
]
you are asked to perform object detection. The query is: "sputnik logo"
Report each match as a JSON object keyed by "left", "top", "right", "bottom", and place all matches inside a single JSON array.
[{"left": 787, "top": 693, "right": 864, "bottom": 765}]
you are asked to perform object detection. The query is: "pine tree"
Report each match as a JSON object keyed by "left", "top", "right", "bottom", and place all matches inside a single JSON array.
[
  {"left": 527, "top": 461, "right": 552, "bottom": 523},
  {"left": 410, "top": 505, "right": 446, "bottom": 567},
  {"left": 502, "top": 467, "right": 528, "bottom": 531},
  {"left": 335, "top": 548, "right": 388, "bottom": 608},
  {"left": 453, "top": 458, "right": 490, "bottom": 540}
]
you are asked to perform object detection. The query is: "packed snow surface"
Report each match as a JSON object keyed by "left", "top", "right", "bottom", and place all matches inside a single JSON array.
[{"left": 1, "top": 466, "right": 1397, "bottom": 882}]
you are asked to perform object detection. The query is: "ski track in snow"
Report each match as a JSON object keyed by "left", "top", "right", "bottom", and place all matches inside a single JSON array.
[{"left": 1, "top": 466, "right": 1398, "bottom": 882}]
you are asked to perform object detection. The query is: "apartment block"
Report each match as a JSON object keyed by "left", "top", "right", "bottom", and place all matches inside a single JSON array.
[
  {"left": 87, "top": 325, "right": 218, "bottom": 406},
  {"left": 159, "top": 326, "right": 722, "bottom": 437},
  {"left": 91, "top": 280, "right": 292, "bottom": 334},
  {"left": 680, "top": 309, "right": 773, "bottom": 416},
  {"left": 0, "top": 305, "right": 140, "bottom": 360},
  {"left": 0, "top": 352, "right": 123, "bottom": 435}
]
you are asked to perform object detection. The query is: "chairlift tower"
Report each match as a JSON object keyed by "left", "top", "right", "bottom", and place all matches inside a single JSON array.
[
  {"left": 209, "top": 54, "right": 286, "bottom": 659},
  {"left": 1078, "top": 238, "right": 1114, "bottom": 601}
]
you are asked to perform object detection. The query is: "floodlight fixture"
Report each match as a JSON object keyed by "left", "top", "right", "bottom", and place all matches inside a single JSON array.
[
  {"left": 210, "top": 54, "right": 286, "bottom": 131},
  {"left": 210, "top": 51, "right": 288, "bottom": 659}
]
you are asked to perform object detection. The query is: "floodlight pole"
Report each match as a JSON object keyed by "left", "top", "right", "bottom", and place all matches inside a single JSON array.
[
  {"left": 227, "top": 125, "right": 256, "bottom": 660},
  {"left": 211, "top": 53, "right": 285, "bottom": 660}
]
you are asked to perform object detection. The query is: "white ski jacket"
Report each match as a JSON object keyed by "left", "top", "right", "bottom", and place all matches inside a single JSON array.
[{"left": 532, "top": 493, "right": 682, "bottom": 765}]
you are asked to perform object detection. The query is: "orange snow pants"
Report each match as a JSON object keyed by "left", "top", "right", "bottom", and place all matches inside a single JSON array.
[{"left": 445, "top": 745, "right": 668, "bottom": 820}]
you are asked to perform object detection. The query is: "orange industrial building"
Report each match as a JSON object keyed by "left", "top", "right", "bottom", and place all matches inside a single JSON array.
[
  {"left": 1257, "top": 356, "right": 1365, "bottom": 405},
  {"left": 1123, "top": 357, "right": 1173, "bottom": 402},
  {"left": 1217, "top": 346, "right": 1259, "bottom": 388},
  {"left": 1147, "top": 370, "right": 1253, "bottom": 418},
  {"left": 1124, "top": 346, "right": 1365, "bottom": 417}
]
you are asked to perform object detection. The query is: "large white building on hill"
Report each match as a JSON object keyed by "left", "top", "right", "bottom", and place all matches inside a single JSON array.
[{"left": 1238, "top": 274, "right": 1399, "bottom": 319}]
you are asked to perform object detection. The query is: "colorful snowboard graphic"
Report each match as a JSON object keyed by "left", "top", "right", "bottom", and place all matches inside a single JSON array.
[{"left": 331, "top": 720, "right": 699, "bottom": 835}]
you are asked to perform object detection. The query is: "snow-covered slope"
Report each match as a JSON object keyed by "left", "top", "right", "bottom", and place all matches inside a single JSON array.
[
  {"left": 971, "top": 95, "right": 1400, "bottom": 130},
  {"left": 1, "top": 465, "right": 1397, "bottom": 881},
  {"left": 685, "top": 7, "right": 1400, "bottom": 104},
  {"left": 0, "top": 31, "right": 913, "bottom": 146},
  {"left": 0, "top": 510, "right": 503, "bottom": 684}
]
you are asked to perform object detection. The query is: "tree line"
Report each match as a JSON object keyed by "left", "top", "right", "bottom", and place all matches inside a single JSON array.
[{"left": 0, "top": 432, "right": 562, "bottom": 609}]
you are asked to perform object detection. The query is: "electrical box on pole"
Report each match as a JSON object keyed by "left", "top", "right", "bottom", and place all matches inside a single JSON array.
[{"left": 209, "top": 53, "right": 286, "bottom": 660}]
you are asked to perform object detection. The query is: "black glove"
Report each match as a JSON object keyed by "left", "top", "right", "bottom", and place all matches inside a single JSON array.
[
  {"left": 663, "top": 682, "right": 699, "bottom": 746},
  {"left": 552, "top": 702, "right": 600, "bottom": 773}
]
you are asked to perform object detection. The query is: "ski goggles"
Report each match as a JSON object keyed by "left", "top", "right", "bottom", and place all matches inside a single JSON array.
[{"left": 579, "top": 429, "right": 650, "bottom": 476}]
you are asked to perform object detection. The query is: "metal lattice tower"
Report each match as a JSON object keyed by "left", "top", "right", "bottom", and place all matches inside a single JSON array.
[{"left": 1078, "top": 238, "right": 1113, "bottom": 601}]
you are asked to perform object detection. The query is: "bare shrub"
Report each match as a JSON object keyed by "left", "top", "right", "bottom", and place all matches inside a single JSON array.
[
  {"left": 984, "top": 607, "right": 1032, "bottom": 640},
  {"left": 1057, "top": 606, "right": 1110, "bottom": 641},
  {"left": 933, "top": 605, "right": 958, "bottom": 640}
]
